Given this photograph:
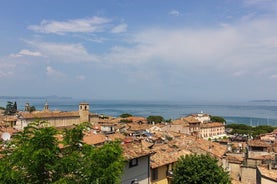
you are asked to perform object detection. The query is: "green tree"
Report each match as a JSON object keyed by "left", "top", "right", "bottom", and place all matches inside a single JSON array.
[
  {"left": 120, "top": 113, "right": 132, "bottom": 118},
  {"left": 147, "top": 115, "right": 164, "bottom": 124},
  {"left": 0, "top": 120, "right": 59, "bottom": 183},
  {"left": 210, "top": 116, "right": 226, "bottom": 123},
  {"left": 0, "top": 121, "right": 125, "bottom": 184},
  {"left": 173, "top": 154, "right": 231, "bottom": 184},
  {"left": 4, "top": 101, "right": 17, "bottom": 115},
  {"left": 29, "top": 105, "right": 36, "bottom": 112}
]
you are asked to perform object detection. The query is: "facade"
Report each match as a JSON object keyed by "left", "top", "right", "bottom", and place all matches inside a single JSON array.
[
  {"left": 121, "top": 141, "right": 153, "bottom": 184},
  {"left": 191, "top": 112, "right": 211, "bottom": 123},
  {"left": 200, "top": 122, "right": 226, "bottom": 139},
  {"left": 15, "top": 102, "right": 99, "bottom": 130}
]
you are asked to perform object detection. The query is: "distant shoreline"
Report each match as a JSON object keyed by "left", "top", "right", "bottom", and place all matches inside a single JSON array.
[
  {"left": 250, "top": 100, "right": 277, "bottom": 103},
  {"left": 0, "top": 96, "right": 72, "bottom": 100}
]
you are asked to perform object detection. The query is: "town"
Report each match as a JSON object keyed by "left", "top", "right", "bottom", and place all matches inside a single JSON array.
[{"left": 1, "top": 102, "right": 277, "bottom": 184}]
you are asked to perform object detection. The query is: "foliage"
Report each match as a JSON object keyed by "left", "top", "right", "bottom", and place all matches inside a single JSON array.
[
  {"left": 226, "top": 123, "right": 275, "bottom": 138},
  {"left": 120, "top": 113, "right": 133, "bottom": 118},
  {"left": 4, "top": 101, "right": 17, "bottom": 115},
  {"left": 0, "top": 106, "right": 5, "bottom": 110},
  {"left": 210, "top": 116, "right": 226, "bottom": 123},
  {"left": 0, "top": 121, "right": 125, "bottom": 184},
  {"left": 165, "top": 119, "right": 172, "bottom": 123},
  {"left": 120, "top": 119, "right": 133, "bottom": 123},
  {"left": 29, "top": 105, "right": 36, "bottom": 112},
  {"left": 173, "top": 154, "right": 231, "bottom": 184},
  {"left": 147, "top": 115, "right": 164, "bottom": 124}
]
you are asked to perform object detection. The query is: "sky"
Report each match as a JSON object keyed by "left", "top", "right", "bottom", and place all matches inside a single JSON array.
[{"left": 0, "top": 0, "right": 277, "bottom": 102}]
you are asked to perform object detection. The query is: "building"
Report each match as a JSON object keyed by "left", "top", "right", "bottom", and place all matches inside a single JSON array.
[
  {"left": 150, "top": 143, "right": 191, "bottom": 184},
  {"left": 257, "top": 166, "right": 277, "bottom": 184},
  {"left": 121, "top": 140, "right": 154, "bottom": 184},
  {"left": 200, "top": 122, "right": 226, "bottom": 139},
  {"left": 15, "top": 102, "right": 99, "bottom": 130}
]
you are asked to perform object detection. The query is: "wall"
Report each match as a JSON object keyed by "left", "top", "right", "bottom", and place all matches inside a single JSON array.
[
  {"left": 241, "top": 166, "right": 256, "bottom": 184},
  {"left": 122, "top": 156, "right": 150, "bottom": 184},
  {"left": 151, "top": 165, "right": 168, "bottom": 184}
]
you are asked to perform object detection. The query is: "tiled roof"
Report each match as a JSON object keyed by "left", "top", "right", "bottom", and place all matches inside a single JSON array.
[
  {"left": 227, "top": 154, "right": 244, "bottom": 164},
  {"left": 128, "top": 123, "right": 151, "bottom": 131},
  {"left": 107, "top": 132, "right": 125, "bottom": 141},
  {"left": 19, "top": 111, "right": 80, "bottom": 119},
  {"left": 122, "top": 141, "right": 153, "bottom": 160},
  {"left": 248, "top": 139, "right": 271, "bottom": 148},
  {"left": 2, "top": 115, "right": 17, "bottom": 122},
  {"left": 150, "top": 143, "right": 191, "bottom": 168},
  {"left": 83, "top": 132, "right": 106, "bottom": 145},
  {"left": 171, "top": 119, "right": 188, "bottom": 125},
  {"left": 182, "top": 116, "right": 200, "bottom": 124},
  {"left": 200, "top": 122, "right": 225, "bottom": 128},
  {"left": 18, "top": 111, "right": 98, "bottom": 119},
  {"left": 257, "top": 166, "right": 277, "bottom": 181},
  {"left": 189, "top": 139, "right": 227, "bottom": 158}
]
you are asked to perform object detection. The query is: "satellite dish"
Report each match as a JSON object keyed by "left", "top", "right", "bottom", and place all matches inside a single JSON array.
[{"left": 1, "top": 132, "right": 11, "bottom": 141}]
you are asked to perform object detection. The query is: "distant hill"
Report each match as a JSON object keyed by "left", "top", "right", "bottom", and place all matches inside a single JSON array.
[
  {"left": 0, "top": 95, "right": 72, "bottom": 100},
  {"left": 250, "top": 100, "right": 277, "bottom": 103}
]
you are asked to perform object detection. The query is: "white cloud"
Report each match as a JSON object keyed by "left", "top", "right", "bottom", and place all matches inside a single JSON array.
[
  {"left": 28, "top": 17, "right": 111, "bottom": 34},
  {"left": 46, "top": 66, "right": 65, "bottom": 78},
  {"left": 76, "top": 75, "right": 86, "bottom": 80},
  {"left": 0, "top": 62, "right": 15, "bottom": 78},
  {"left": 26, "top": 40, "right": 99, "bottom": 63},
  {"left": 103, "top": 16, "right": 277, "bottom": 77},
  {"left": 269, "top": 74, "right": 277, "bottom": 79},
  {"left": 169, "top": 10, "right": 181, "bottom": 17},
  {"left": 10, "top": 49, "right": 42, "bottom": 58},
  {"left": 111, "top": 23, "right": 128, "bottom": 33},
  {"left": 232, "top": 71, "right": 246, "bottom": 77}
]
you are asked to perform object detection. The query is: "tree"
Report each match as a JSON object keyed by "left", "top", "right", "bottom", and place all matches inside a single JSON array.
[
  {"left": 0, "top": 121, "right": 125, "bottom": 184},
  {"left": 120, "top": 113, "right": 132, "bottom": 118},
  {"left": 147, "top": 115, "right": 164, "bottom": 124},
  {"left": 173, "top": 154, "right": 231, "bottom": 184},
  {"left": 210, "top": 116, "right": 226, "bottom": 123},
  {"left": 4, "top": 101, "right": 17, "bottom": 115}
]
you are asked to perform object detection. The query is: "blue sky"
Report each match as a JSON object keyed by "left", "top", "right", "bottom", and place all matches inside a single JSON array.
[{"left": 0, "top": 0, "right": 277, "bottom": 101}]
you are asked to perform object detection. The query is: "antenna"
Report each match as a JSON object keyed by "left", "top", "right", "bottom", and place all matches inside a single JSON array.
[{"left": 1, "top": 132, "right": 11, "bottom": 141}]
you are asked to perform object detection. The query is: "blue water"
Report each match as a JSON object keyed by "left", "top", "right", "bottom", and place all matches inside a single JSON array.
[{"left": 1, "top": 97, "right": 277, "bottom": 126}]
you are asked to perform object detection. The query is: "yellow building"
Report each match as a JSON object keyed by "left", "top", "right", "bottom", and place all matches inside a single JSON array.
[{"left": 150, "top": 144, "right": 191, "bottom": 184}]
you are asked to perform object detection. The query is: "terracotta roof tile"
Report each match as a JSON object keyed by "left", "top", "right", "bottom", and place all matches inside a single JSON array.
[
  {"left": 257, "top": 166, "right": 277, "bottom": 181},
  {"left": 200, "top": 122, "right": 225, "bottom": 128},
  {"left": 248, "top": 139, "right": 271, "bottom": 148},
  {"left": 150, "top": 143, "right": 191, "bottom": 168},
  {"left": 122, "top": 141, "right": 153, "bottom": 160},
  {"left": 83, "top": 133, "right": 106, "bottom": 145}
]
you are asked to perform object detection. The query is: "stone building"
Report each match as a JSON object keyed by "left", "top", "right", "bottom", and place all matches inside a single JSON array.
[{"left": 15, "top": 102, "right": 99, "bottom": 130}]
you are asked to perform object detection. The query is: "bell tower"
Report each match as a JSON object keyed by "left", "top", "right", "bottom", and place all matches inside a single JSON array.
[{"left": 79, "top": 102, "right": 90, "bottom": 123}]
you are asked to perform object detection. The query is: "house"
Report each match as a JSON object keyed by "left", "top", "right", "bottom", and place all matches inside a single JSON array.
[
  {"left": 200, "top": 122, "right": 226, "bottom": 139},
  {"left": 182, "top": 116, "right": 201, "bottom": 134},
  {"left": 191, "top": 112, "right": 211, "bottom": 123},
  {"left": 150, "top": 143, "right": 191, "bottom": 184},
  {"left": 121, "top": 140, "right": 154, "bottom": 184},
  {"left": 257, "top": 166, "right": 277, "bottom": 184}
]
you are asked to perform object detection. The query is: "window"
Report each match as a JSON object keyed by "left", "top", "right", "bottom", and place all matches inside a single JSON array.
[
  {"left": 129, "top": 158, "right": 138, "bottom": 168},
  {"left": 152, "top": 168, "right": 158, "bottom": 180}
]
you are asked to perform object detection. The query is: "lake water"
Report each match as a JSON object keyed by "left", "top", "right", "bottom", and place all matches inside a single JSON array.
[{"left": 1, "top": 97, "right": 277, "bottom": 126}]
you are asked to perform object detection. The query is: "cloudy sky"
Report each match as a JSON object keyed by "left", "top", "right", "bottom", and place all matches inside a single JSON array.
[{"left": 0, "top": 0, "right": 277, "bottom": 101}]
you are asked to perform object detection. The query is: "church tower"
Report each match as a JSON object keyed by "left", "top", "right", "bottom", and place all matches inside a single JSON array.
[
  {"left": 44, "top": 100, "right": 49, "bottom": 111},
  {"left": 79, "top": 102, "right": 90, "bottom": 123}
]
